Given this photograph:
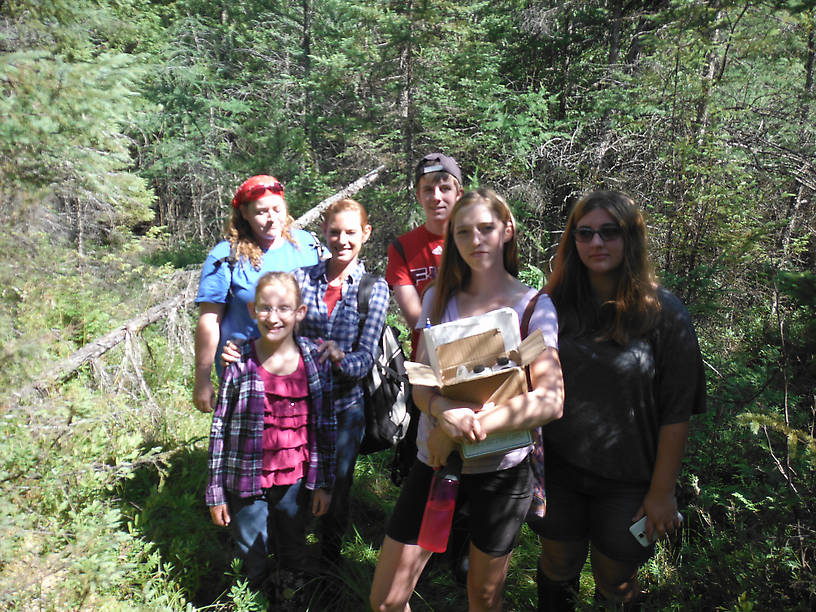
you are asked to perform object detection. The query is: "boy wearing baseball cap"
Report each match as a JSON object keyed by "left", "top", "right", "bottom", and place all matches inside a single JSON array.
[
  {"left": 385, "top": 153, "right": 464, "bottom": 357},
  {"left": 385, "top": 153, "right": 470, "bottom": 585}
]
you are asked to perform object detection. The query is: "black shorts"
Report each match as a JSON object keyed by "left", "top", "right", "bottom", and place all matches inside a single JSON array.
[
  {"left": 386, "top": 457, "right": 532, "bottom": 557},
  {"left": 527, "top": 459, "right": 653, "bottom": 564}
]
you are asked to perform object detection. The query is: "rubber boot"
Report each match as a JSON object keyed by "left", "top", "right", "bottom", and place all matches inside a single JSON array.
[{"left": 537, "top": 563, "right": 579, "bottom": 612}]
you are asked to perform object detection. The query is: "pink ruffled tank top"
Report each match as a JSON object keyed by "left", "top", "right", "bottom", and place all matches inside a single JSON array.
[{"left": 254, "top": 352, "right": 310, "bottom": 488}]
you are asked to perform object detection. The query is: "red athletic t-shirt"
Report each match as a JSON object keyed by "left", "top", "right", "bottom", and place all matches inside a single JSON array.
[
  {"left": 385, "top": 225, "right": 444, "bottom": 295},
  {"left": 385, "top": 225, "right": 444, "bottom": 354}
]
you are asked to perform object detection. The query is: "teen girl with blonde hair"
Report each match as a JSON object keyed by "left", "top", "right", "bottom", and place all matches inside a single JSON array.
[{"left": 371, "top": 188, "right": 564, "bottom": 612}]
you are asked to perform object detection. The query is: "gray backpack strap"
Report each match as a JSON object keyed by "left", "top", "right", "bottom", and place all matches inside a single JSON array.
[{"left": 309, "top": 231, "right": 326, "bottom": 260}]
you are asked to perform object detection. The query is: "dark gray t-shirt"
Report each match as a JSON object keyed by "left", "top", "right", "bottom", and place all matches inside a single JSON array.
[{"left": 542, "top": 287, "right": 706, "bottom": 484}]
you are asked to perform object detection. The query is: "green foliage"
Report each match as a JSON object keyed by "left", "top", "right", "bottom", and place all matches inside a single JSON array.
[
  {"left": 2, "top": 0, "right": 816, "bottom": 609},
  {"left": 144, "top": 240, "right": 210, "bottom": 269},
  {"left": 0, "top": 2, "right": 157, "bottom": 245}
]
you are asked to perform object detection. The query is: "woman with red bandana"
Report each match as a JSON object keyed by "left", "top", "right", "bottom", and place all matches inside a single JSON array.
[{"left": 193, "top": 175, "right": 322, "bottom": 413}]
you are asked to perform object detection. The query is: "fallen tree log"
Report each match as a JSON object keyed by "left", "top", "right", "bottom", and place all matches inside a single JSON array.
[
  {"left": 11, "top": 165, "right": 386, "bottom": 401},
  {"left": 291, "top": 165, "right": 385, "bottom": 229}
]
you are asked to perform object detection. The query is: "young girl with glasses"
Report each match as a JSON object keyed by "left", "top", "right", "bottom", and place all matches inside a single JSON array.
[
  {"left": 205, "top": 271, "right": 336, "bottom": 606},
  {"left": 370, "top": 188, "right": 564, "bottom": 612},
  {"left": 529, "top": 191, "right": 706, "bottom": 609}
]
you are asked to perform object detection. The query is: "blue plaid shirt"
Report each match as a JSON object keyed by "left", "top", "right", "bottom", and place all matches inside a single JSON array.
[
  {"left": 294, "top": 260, "right": 389, "bottom": 414},
  {"left": 205, "top": 336, "right": 336, "bottom": 507}
]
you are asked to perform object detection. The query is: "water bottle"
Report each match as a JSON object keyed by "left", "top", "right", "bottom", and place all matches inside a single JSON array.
[{"left": 418, "top": 452, "right": 462, "bottom": 553}]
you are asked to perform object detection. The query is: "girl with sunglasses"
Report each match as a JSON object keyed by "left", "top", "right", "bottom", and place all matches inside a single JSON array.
[
  {"left": 530, "top": 191, "right": 706, "bottom": 609},
  {"left": 194, "top": 175, "right": 322, "bottom": 414}
]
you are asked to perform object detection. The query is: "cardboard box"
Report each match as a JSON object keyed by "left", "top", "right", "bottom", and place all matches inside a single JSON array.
[{"left": 405, "top": 307, "right": 546, "bottom": 458}]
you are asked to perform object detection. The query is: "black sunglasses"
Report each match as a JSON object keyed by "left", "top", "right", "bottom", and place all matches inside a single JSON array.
[{"left": 574, "top": 225, "right": 622, "bottom": 243}]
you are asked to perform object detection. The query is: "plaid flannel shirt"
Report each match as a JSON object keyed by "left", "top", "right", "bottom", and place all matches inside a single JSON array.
[
  {"left": 293, "top": 260, "right": 389, "bottom": 414},
  {"left": 205, "top": 336, "right": 336, "bottom": 507}
]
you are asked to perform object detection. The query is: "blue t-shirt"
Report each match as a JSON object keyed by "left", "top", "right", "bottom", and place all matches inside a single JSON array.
[{"left": 196, "top": 229, "right": 321, "bottom": 372}]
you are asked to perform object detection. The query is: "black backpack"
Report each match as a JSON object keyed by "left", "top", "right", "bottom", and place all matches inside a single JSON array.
[
  {"left": 384, "top": 238, "right": 421, "bottom": 485},
  {"left": 356, "top": 273, "right": 411, "bottom": 455}
]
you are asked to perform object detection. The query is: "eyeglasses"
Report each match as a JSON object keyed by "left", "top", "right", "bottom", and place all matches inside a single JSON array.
[
  {"left": 574, "top": 225, "right": 623, "bottom": 243},
  {"left": 255, "top": 304, "right": 295, "bottom": 317}
]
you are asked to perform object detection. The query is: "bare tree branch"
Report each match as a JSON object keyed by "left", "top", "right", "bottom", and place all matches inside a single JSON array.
[{"left": 8, "top": 166, "right": 386, "bottom": 404}]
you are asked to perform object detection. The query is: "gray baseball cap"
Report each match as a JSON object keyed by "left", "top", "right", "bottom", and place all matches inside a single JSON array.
[{"left": 414, "top": 152, "right": 462, "bottom": 186}]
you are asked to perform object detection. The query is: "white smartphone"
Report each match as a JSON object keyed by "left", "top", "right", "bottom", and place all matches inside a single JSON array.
[{"left": 629, "top": 513, "right": 683, "bottom": 547}]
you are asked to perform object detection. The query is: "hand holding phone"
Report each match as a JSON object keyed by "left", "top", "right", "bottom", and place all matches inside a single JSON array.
[{"left": 629, "top": 512, "right": 683, "bottom": 547}]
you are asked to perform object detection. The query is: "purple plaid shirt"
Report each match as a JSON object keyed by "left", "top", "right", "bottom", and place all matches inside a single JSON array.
[
  {"left": 205, "top": 336, "right": 336, "bottom": 507},
  {"left": 293, "top": 260, "right": 389, "bottom": 414}
]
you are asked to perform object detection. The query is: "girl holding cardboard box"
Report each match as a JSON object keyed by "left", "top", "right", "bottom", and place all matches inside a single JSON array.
[{"left": 370, "top": 188, "right": 565, "bottom": 612}]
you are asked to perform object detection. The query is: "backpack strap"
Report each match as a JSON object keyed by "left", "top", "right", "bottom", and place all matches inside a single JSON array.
[
  {"left": 521, "top": 288, "right": 544, "bottom": 339},
  {"left": 211, "top": 242, "right": 238, "bottom": 300},
  {"left": 355, "top": 272, "right": 376, "bottom": 350},
  {"left": 211, "top": 241, "right": 237, "bottom": 273},
  {"left": 309, "top": 231, "right": 326, "bottom": 260},
  {"left": 390, "top": 238, "right": 408, "bottom": 266},
  {"left": 523, "top": 290, "right": 549, "bottom": 521},
  {"left": 520, "top": 289, "right": 546, "bottom": 389}
]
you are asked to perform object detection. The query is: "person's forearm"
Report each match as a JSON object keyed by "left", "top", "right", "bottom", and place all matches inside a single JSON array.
[
  {"left": 194, "top": 307, "right": 223, "bottom": 380},
  {"left": 413, "top": 383, "right": 440, "bottom": 416},
  {"left": 413, "top": 384, "right": 472, "bottom": 418},
  {"left": 476, "top": 347, "right": 564, "bottom": 435},
  {"left": 194, "top": 332, "right": 217, "bottom": 381},
  {"left": 648, "top": 421, "right": 689, "bottom": 497},
  {"left": 393, "top": 284, "right": 423, "bottom": 329}
]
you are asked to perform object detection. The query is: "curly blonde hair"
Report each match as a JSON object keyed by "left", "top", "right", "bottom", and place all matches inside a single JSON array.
[{"left": 225, "top": 204, "right": 296, "bottom": 270}]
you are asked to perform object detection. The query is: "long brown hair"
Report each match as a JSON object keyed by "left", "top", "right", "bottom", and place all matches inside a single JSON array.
[
  {"left": 544, "top": 190, "right": 660, "bottom": 344},
  {"left": 430, "top": 188, "right": 519, "bottom": 324}
]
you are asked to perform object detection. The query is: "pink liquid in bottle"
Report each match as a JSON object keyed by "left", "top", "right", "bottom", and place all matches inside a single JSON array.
[{"left": 417, "top": 453, "right": 461, "bottom": 553}]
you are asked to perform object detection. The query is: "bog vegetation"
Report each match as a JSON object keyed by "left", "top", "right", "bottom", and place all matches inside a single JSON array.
[{"left": 1, "top": 0, "right": 814, "bottom": 610}]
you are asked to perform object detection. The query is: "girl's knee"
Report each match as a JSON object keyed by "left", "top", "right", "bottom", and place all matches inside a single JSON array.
[
  {"left": 538, "top": 540, "right": 587, "bottom": 581},
  {"left": 368, "top": 592, "right": 383, "bottom": 612},
  {"left": 468, "top": 584, "right": 503, "bottom": 611},
  {"left": 590, "top": 552, "right": 641, "bottom": 603},
  {"left": 369, "top": 565, "right": 411, "bottom": 612},
  {"left": 368, "top": 591, "right": 407, "bottom": 612}
]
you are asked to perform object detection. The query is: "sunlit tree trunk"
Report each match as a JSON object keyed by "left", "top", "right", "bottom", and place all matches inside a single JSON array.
[
  {"left": 301, "top": 0, "right": 317, "bottom": 172},
  {"left": 781, "top": 19, "right": 815, "bottom": 260},
  {"left": 397, "top": 0, "right": 415, "bottom": 199}
]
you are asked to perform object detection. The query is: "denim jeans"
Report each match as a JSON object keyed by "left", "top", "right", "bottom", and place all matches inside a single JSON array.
[
  {"left": 320, "top": 403, "right": 365, "bottom": 563},
  {"left": 228, "top": 481, "right": 309, "bottom": 587}
]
